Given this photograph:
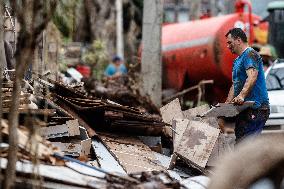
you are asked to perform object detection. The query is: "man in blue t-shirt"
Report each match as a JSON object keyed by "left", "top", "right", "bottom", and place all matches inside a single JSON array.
[
  {"left": 225, "top": 28, "right": 270, "bottom": 143},
  {"left": 104, "top": 55, "right": 127, "bottom": 80}
]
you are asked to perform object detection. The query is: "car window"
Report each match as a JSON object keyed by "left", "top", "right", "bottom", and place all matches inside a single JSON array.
[{"left": 266, "top": 67, "right": 284, "bottom": 90}]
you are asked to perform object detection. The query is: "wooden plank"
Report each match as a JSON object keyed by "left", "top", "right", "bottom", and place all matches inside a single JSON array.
[
  {"left": 160, "top": 98, "right": 184, "bottom": 137},
  {"left": 1, "top": 120, "right": 56, "bottom": 159},
  {"left": 100, "top": 134, "right": 164, "bottom": 174},
  {"left": 176, "top": 121, "right": 220, "bottom": 168},
  {"left": 51, "top": 127, "right": 91, "bottom": 157},
  {"left": 40, "top": 119, "right": 80, "bottom": 139}
]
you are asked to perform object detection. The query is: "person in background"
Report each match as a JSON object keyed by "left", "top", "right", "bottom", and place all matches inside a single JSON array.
[
  {"left": 259, "top": 46, "right": 273, "bottom": 72},
  {"left": 104, "top": 55, "right": 127, "bottom": 80}
]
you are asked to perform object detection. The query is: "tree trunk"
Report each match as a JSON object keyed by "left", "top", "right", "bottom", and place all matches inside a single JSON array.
[
  {"left": 74, "top": 0, "right": 143, "bottom": 63},
  {"left": 4, "top": 1, "right": 56, "bottom": 187},
  {"left": 0, "top": 1, "right": 6, "bottom": 182},
  {"left": 140, "top": 0, "right": 163, "bottom": 107}
]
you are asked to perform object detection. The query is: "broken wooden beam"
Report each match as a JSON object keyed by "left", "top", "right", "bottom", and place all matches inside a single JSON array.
[{"left": 39, "top": 119, "right": 80, "bottom": 139}]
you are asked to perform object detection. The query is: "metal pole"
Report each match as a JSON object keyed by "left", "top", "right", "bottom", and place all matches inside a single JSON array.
[{"left": 116, "top": 0, "right": 124, "bottom": 59}]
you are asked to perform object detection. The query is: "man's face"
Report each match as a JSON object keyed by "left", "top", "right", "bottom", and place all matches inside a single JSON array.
[{"left": 226, "top": 34, "right": 240, "bottom": 54}]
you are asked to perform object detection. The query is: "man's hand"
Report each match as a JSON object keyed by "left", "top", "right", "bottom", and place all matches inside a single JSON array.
[{"left": 232, "top": 95, "right": 245, "bottom": 105}]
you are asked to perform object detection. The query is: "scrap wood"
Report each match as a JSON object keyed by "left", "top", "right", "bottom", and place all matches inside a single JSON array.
[
  {"left": 54, "top": 93, "right": 140, "bottom": 114},
  {"left": 49, "top": 126, "right": 91, "bottom": 157},
  {"left": 99, "top": 133, "right": 165, "bottom": 174},
  {"left": 108, "top": 122, "right": 165, "bottom": 136},
  {"left": 1, "top": 120, "right": 59, "bottom": 163},
  {"left": 53, "top": 99, "right": 97, "bottom": 137},
  {"left": 40, "top": 119, "right": 80, "bottom": 139},
  {"left": 2, "top": 93, "right": 30, "bottom": 100},
  {"left": 2, "top": 108, "right": 56, "bottom": 116},
  {"left": 2, "top": 98, "right": 31, "bottom": 108}
]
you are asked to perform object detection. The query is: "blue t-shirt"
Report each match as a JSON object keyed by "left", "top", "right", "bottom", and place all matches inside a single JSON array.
[
  {"left": 232, "top": 47, "right": 269, "bottom": 109},
  {"left": 104, "top": 63, "right": 127, "bottom": 77}
]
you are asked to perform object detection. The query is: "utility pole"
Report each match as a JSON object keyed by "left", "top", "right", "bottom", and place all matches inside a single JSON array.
[
  {"left": 116, "top": 0, "right": 124, "bottom": 59},
  {"left": 210, "top": 0, "right": 217, "bottom": 16},
  {"left": 141, "top": 0, "right": 163, "bottom": 107},
  {"left": 189, "top": 0, "right": 201, "bottom": 20}
]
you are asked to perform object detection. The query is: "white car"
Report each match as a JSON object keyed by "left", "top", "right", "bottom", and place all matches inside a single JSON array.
[{"left": 265, "top": 59, "right": 284, "bottom": 129}]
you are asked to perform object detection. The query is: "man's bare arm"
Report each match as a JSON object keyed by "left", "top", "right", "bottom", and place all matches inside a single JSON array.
[
  {"left": 232, "top": 68, "right": 258, "bottom": 104},
  {"left": 225, "top": 85, "right": 234, "bottom": 103}
]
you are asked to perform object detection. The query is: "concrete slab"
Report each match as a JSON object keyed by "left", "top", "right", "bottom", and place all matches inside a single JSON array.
[
  {"left": 160, "top": 98, "right": 184, "bottom": 137},
  {"left": 176, "top": 121, "right": 220, "bottom": 168}
]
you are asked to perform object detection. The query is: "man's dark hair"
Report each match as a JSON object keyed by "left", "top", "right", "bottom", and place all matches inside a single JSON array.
[{"left": 225, "top": 28, "right": 248, "bottom": 43}]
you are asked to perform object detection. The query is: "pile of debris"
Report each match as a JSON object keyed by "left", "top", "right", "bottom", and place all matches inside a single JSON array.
[{"left": 0, "top": 75, "right": 238, "bottom": 188}]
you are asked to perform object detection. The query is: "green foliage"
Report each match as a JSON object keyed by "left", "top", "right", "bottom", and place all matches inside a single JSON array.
[
  {"left": 52, "top": 0, "right": 80, "bottom": 39},
  {"left": 82, "top": 40, "right": 109, "bottom": 80},
  {"left": 53, "top": 13, "right": 70, "bottom": 37}
]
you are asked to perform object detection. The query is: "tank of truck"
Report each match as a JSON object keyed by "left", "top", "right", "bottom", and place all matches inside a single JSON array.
[{"left": 162, "top": 12, "right": 262, "bottom": 101}]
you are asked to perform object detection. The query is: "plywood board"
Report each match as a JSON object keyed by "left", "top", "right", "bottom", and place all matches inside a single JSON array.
[
  {"left": 176, "top": 121, "right": 220, "bottom": 168},
  {"left": 100, "top": 134, "right": 164, "bottom": 174}
]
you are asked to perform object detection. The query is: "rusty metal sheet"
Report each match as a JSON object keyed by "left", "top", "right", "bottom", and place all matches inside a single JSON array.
[
  {"left": 201, "top": 101, "right": 254, "bottom": 117},
  {"left": 99, "top": 134, "right": 164, "bottom": 174},
  {"left": 176, "top": 121, "right": 220, "bottom": 168}
]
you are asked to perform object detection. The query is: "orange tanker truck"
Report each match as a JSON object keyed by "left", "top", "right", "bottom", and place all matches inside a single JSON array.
[{"left": 161, "top": 0, "right": 268, "bottom": 103}]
